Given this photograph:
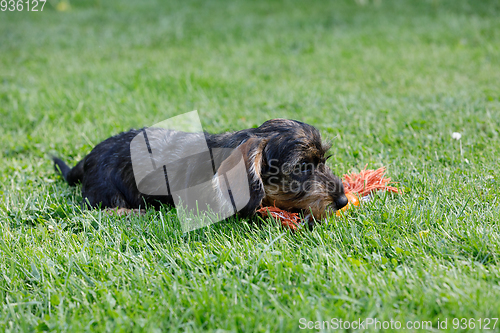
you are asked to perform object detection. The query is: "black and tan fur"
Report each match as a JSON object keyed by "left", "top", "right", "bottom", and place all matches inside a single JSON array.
[{"left": 53, "top": 119, "right": 348, "bottom": 224}]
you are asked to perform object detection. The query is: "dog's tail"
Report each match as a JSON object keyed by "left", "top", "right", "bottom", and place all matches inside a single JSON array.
[{"left": 53, "top": 157, "right": 84, "bottom": 186}]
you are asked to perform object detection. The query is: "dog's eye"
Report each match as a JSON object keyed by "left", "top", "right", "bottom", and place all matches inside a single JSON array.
[{"left": 295, "top": 162, "right": 313, "bottom": 174}]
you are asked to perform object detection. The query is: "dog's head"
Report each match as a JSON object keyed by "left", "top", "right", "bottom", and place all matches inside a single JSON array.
[{"left": 228, "top": 119, "right": 348, "bottom": 222}]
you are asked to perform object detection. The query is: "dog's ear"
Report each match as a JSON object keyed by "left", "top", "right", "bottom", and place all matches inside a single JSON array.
[{"left": 214, "top": 137, "right": 266, "bottom": 217}]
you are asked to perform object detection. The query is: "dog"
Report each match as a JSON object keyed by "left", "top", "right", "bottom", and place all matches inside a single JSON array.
[{"left": 53, "top": 119, "right": 348, "bottom": 224}]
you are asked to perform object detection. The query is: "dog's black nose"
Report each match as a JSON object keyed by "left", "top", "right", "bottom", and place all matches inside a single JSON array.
[{"left": 335, "top": 195, "right": 349, "bottom": 210}]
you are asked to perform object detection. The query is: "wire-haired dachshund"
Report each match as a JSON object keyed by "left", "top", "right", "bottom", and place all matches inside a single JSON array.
[{"left": 54, "top": 119, "right": 348, "bottom": 225}]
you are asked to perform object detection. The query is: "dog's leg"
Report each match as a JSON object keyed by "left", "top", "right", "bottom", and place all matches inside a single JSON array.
[{"left": 105, "top": 208, "right": 146, "bottom": 216}]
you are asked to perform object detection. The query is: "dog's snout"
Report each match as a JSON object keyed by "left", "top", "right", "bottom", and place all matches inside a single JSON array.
[{"left": 335, "top": 195, "right": 349, "bottom": 210}]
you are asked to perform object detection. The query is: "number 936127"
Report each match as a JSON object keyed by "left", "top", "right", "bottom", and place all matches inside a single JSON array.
[{"left": 1, "top": 0, "right": 46, "bottom": 11}]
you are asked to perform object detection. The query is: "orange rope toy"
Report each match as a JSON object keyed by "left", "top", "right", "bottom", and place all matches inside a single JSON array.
[
  {"left": 342, "top": 165, "right": 400, "bottom": 197},
  {"left": 256, "top": 206, "right": 302, "bottom": 231},
  {"left": 257, "top": 166, "right": 401, "bottom": 229}
]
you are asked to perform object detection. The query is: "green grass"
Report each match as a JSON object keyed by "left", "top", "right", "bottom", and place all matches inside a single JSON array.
[{"left": 1, "top": 0, "right": 500, "bottom": 331}]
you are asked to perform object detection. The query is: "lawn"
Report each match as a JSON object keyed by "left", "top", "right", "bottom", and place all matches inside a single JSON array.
[{"left": 1, "top": 0, "right": 500, "bottom": 331}]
